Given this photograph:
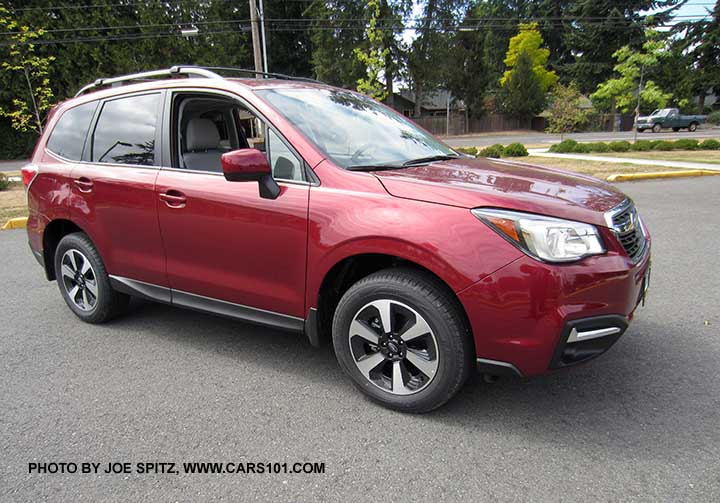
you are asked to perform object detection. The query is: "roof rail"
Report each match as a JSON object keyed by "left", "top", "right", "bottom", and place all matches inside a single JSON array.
[
  {"left": 197, "top": 66, "right": 322, "bottom": 84},
  {"left": 74, "top": 66, "right": 222, "bottom": 97}
]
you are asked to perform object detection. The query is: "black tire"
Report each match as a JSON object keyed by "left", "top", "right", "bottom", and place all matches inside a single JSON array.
[
  {"left": 636, "top": 128, "right": 645, "bottom": 133},
  {"left": 652, "top": 123, "right": 662, "bottom": 133},
  {"left": 672, "top": 127, "right": 680, "bottom": 132},
  {"left": 332, "top": 268, "right": 474, "bottom": 413},
  {"left": 689, "top": 122, "right": 698, "bottom": 132},
  {"left": 54, "top": 232, "right": 129, "bottom": 323}
]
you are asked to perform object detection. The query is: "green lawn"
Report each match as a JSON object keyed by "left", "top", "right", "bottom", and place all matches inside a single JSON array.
[
  {"left": 593, "top": 150, "right": 720, "bottom": 164},
  {"left": 523, "top": 156, "right": 682, "bottom": 180}
]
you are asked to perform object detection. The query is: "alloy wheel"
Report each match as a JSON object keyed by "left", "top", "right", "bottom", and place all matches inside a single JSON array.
[
  {"left": 60, "top": 249, "right": 98, "bottom": 311},
  {"left": 348, "top": 299, "right": 439, "bottom": 395}
]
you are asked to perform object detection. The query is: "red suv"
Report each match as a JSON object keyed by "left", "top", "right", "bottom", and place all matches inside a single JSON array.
[{"left": 24, "top": 67, "right": 651, "bottom": 412}]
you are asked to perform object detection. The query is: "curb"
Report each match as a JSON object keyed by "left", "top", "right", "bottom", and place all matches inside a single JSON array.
[
  {"left": 607, "top": 170, "right": 720, "bottom": 182},
  {"left": 1, "top": 217, "right": 28, "bottom": 230}
]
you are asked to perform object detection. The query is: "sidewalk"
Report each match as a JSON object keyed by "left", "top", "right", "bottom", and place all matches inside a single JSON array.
[{"left": 527, "top": 149, "right": 720, "bottom": 172}]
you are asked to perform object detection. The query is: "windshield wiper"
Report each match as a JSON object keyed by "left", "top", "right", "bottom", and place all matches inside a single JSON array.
[
  {"left": 346, "top": 164, "right": 404, "bottom": 172},
  {"left": 401, "top": 154, "right": 459, "bottom": 166}
]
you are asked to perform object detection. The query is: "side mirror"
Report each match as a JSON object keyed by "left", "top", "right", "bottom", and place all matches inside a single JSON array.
[{"left": 221, "top": 148, "right": 280, "bottom": 199}]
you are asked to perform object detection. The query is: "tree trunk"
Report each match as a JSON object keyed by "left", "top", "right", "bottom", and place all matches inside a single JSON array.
[
  {"left": 23, "top": 67, "right": 43, "bottom": 134},
  {"left": 385, "top": 51, "right": 394, "bottom": 108},
  {"left": 698, "top": 93, "right": 706, "bottom": 115}
]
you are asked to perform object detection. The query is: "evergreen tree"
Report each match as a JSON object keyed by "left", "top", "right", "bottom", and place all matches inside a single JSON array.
[{"left": 501, "top": 49, "right": 545, "bottom": 120}]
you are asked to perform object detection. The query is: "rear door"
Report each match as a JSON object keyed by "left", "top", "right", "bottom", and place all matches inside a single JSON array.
[{"left": 68, "top": 91, "right": 168, "bottom": 287}]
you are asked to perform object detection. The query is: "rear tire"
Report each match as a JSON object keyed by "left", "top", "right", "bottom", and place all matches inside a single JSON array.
[
  {"left": 54, "top": 232, "right": 129, "bottom": 323},
  {"left": 332, "top": 268, "right": 474, "bottom": 413},
  {"left": 652, "top": 123, "right": 662, "bottom": 133}
]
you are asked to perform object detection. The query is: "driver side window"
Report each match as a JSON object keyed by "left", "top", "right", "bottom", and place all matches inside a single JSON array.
[{"left": 171, "top": 92, "right": 305, "bottom": 182}]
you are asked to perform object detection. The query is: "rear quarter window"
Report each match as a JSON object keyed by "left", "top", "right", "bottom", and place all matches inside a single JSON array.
[{"left": 46, "top": 101, "right": 98, "bottom": 160}]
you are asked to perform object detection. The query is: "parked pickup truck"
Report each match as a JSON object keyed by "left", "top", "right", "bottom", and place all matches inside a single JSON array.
[{"left": 635, "top": 108, "right": 706, "bottom": 133}]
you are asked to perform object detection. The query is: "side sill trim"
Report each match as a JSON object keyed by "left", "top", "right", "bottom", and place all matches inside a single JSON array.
[
  {"left": 171, "top": 290, "right": 304, "bottom": 333},
  {"left": 108, "top": 275, "right": 304, "bottom": 333},
  {"left": 476, "top": 358, "right": 524, "bottom": 377},
  {"left": 110, "top": 275, "right": 172, "bottom": 303}
]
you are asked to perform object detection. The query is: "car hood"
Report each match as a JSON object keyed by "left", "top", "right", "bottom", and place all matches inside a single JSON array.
[{"left": 373, "top": 157, "right": 626, "bottom": 227}]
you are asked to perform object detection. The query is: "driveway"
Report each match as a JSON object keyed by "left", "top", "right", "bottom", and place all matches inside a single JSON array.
[
  {"left": 1, "top": 177, "right": 719, "bottom": 501},
  {"left": 443, "top": 129, "right": 720, "bottom": 147}
]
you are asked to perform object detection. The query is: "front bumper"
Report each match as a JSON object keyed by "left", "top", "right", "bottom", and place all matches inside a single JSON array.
[{"left": 460, "top": 241, "right": 651, "bottom": 377}]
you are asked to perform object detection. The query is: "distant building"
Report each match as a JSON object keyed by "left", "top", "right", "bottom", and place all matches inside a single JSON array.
[{"left": 391, "top": 90, "right": 465, "bottom": 118}]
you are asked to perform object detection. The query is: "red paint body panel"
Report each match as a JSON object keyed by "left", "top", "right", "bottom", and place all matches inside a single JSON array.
[
  {"left": 155, "top": 170, "right": 309, "bottom": 318},
  {"left": 458, "top": 231, "right": 651, "bottom": 376},
  {"left": 374, "top": 158, "right": 627, "bottom": 226},
  {"left": 26, "top": 76, "right": 652, "bottom": 378},
  {"left": 68, "top": 162, "right": 167, "bottom": 286}
]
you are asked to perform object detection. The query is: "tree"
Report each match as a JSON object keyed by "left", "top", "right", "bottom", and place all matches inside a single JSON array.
[
  {"left": 0, "top": 5, "right": 55, "bottom": 134},
  {"left": 563, "top": 0, "right": 684, "bottom": 93},
  {"left": 673, "top": 1, "right": 720, "bottom": 113},
  {"left": 501, "top": 50, "right": 545, "bottom": 120},
  {"left": 354, "top": 0, "right": 388, "bottom": 100},
  {"left": 546, "top": 83, "right": 589, "bottom": 139},
  {"left": 500, "top": 23, "right": 558, "bottom": 93},
  {"left": 590, "top": 31, "right": 672, "bottom": 113}
]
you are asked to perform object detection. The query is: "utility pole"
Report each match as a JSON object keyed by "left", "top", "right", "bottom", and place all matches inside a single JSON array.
[
  {"left": 633, "top": 65, "right": 645, "bottom": 144},
  {"left": 249, "top": 0, "right": 263, "bottom": 77},
  {"left": 259, "top": 0, "right": 268, "bottom": 73}
]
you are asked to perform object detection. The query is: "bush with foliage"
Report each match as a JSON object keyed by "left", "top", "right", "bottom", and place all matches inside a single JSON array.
[
  {"left": 699, "top": 139, "right": 720, "bottom": 150},
  {"left": 673, "top": 139, "right": 699, "bottom": 150},
  {"left": 455, "top": 147, "right": 478, "bottom": 157},
  {"left": 479, "top": 144, "right": 505, "bottom": 158},
  {"left": 652, "top": 140, "right": 676, "bottom": 150},
  {"left": 503, "top": 143, "right": 529, "bottom": 157},
  {"left": 707, "top": 111, "right": 720, "bottom": 126},
  {"left": 607, "top": 141, "right": 631, "bottom": 152},
  {"left": 549, "top": 139, "right": 578, "bottom": 153},
  {"left": 582, "top": 142, "right": 607, "bottom": 153},
  {"left": 0, "top": 173, "right": 10, "bottom": 191},
  {"left": 631, "top": 140, "right": 655, "bottom": 151}
]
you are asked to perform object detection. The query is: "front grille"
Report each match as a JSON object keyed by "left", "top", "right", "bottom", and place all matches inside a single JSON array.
[{"left": 607, "top": 201, "right": 646, "bottom": 262}]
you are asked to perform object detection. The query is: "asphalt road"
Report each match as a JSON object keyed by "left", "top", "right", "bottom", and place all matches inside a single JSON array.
[
  {"left": 443, "top": 128, "right": 720, "bottom": 147},
  {"left": 2, "top": 178, "right": 719, "bottom": 501}
]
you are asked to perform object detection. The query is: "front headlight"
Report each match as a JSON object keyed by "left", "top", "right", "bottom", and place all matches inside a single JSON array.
[{"left": 472, "top": 208, "right": 605, "bottom": 263}]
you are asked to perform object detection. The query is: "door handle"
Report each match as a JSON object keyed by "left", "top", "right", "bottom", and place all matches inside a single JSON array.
[
  {"left": 73, "top": 177, "right": 94, "bottom": 193},
  {"left": 159, "top": 190, "right": 187, "bottom": 208}
]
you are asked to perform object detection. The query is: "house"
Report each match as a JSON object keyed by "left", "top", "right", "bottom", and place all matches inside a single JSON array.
[{"left": 391, "top": 90, "right": 465, "bottom": 118}]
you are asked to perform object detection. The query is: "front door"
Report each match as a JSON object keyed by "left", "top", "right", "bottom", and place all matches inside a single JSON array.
[{"left": 155, "top": 91, "right": 310, "bottom": 319}]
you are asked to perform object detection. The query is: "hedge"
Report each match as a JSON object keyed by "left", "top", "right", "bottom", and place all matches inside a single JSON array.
[{"left": 549, "top": 138, "right": 720, "bottom": 154}]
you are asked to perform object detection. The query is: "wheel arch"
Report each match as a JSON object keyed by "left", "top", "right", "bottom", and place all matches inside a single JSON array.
[
  {"left": 42, "top": 219, "right": 88, "bottom": 280},
  {"left": 309, "top": 251, "right": 473, "bottom": 350}
]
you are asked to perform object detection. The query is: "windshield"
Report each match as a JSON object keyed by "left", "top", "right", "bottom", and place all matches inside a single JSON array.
[
  {"left": 257, "top": 88, "right": 456, "bottom": 169},
  {"left": 650, "top": 109, "right": 669, "bottom": 117}
]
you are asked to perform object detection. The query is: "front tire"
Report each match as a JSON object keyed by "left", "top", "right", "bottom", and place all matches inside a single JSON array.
[
  {"left": 54, "top": 233, "right": 129, "bottom": 323},
  {"left": 332, "top": 268, "right": 474, "bottom": 413},
  {"left": 689, "top": 122, "right": 698, "bottom": 132},
  {"left": 636, "top": 128, "right": 645, "bottom": 133},
  {"left": 672, "top": 127, "right": 680, "bottom": 132},
  {"left": 652, "top": 123, "right": 662, "bottom": 133}
]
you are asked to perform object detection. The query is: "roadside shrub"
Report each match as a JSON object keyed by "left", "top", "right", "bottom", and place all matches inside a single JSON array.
[
  {"left": 586, "top": 142, "right": 610, "bottom": 153},
  {"left": 700, "top": 139, "right": 720, "bottom": 150},
  {"left": 608, "top": 141, "right": 631, "bottom": 152},
  {"left": 631, "top": 140, "right": 653, "bottom": 151},
  {"left": 549, "top": 139, "right": 578, "bottom": 153},
  {"left": 673, "top": 139, "right": 699, "bottom": 150},
  {"left": 479, "top": 144, "right": 505, "bottom": 158},
  {"left": 571, "top": 142, "right": 591, "bottom": 153},
  {"left": 0, "top": 173, "right": 9, "bottom": 191},
  {"left": 455, "top": 146, "right": 477, "bottom": 157},
  {"left": 503, "top": 142, "right": 528, "bottom": 157},
  {"left": 652, "top": 140, "right": 676, "bottom": 150},
  {"left": 707, "top": 110, "right": 720, "bottom": 126}
]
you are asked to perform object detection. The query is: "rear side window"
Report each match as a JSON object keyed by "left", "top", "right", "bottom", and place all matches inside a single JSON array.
[
  {"left": 92, "top": 93, "right": 160, "bottom": 166},
  {"left": 46, "top": 101, "right": 97, "bottom": 160}
]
